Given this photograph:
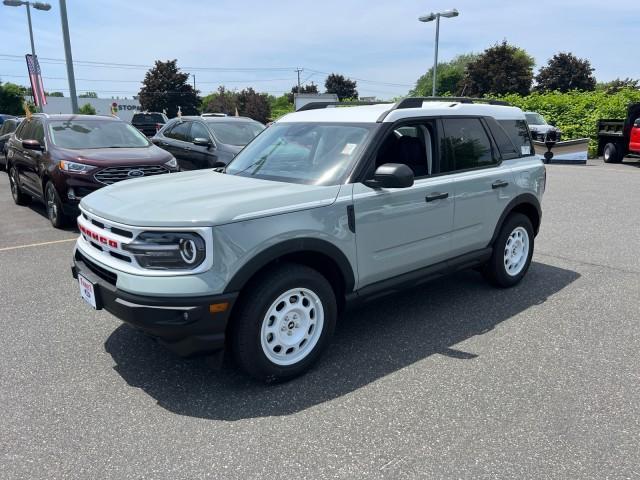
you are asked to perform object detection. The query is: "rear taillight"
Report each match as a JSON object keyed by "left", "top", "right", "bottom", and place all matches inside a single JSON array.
[{"left": 155, "top": 123, "right": 162, "bottom": 132}]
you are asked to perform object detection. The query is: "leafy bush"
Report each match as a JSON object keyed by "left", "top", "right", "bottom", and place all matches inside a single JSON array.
[
  {"left": 494, "top": 89, "right": 640, "bottom": 156},
  {"left": 78, "top": 103, "right": 96, "bottom": 115}
]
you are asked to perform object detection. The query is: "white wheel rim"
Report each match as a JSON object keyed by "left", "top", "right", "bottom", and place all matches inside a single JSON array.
[
  {"left": 260, "top": 287, "right": 324, "bottom": 366},
  {"left": 503, "top": 226, "right": 530, "bottom": 277}
]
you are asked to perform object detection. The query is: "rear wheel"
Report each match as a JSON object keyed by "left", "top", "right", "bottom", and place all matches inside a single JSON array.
[
  {"left": 8, "top": 166, "right": 30, "bottom": 205},
  {"left": 482, "top": 213, "right": 534, "bottom": 288},
  {"left": 603, "top": 142, "right": 622, "bottom": 163},
  {"left": 45, "top": 181, "right": 69, "bottom": 228},
  {"left": 231, "top": 263, "right": 337, "bottom": 383}
]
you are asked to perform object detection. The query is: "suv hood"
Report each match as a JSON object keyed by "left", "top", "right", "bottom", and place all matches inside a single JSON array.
[
  {"left": 57, "top": 146, "right": 171, "bottom": 166},
  {"left": 80, "top": 170, "right": 341, "bottom": 227}
]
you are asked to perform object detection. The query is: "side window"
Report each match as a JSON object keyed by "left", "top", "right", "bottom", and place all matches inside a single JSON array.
[
  {"left": 634, "top": 118, "right": 640, "bottom": 128},
  {"left": 33, "top": 120, "right": 45, "bottom": 144},
  {"left": 20, "top": 120, "right": 36, "bottom": 141},
  {"left": 486, "top": 118, "right": 519, "bottom": 160},
  {"left": 374, "top": 122, "right": 435, "bottom": 178},
  {"left": 440, "top": 118, "right": 495, "bottom": 172},
  {"left": 190, "top": 122, "right": 210, "bottom": 141},
  {"left": 168, "top": 121, "right": 191, "bottom": 142},
  {"left": 15, "top": 121, "right": 27, "bottom": 139},
  {"left": 0, "top": 122, "right": 7, "bottom": 135},
  {"left": 497, "top": 120, "right": 534, "bottom": 157}
]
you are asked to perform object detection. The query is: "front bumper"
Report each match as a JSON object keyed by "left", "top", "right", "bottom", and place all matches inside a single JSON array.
[{"left": 72, "top": 251, "right": 238, "bottom": 357}]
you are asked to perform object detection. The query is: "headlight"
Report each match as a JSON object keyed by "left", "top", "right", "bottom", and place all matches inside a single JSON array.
[
  {"left": 164, "top": 157, "right": 178, "bottom": 169},
  {"left": 59, "top": 160, "right": 96, "bottom": 174},
  {"left": 123, "top": 232, "right": 206, "bottom": 270}
]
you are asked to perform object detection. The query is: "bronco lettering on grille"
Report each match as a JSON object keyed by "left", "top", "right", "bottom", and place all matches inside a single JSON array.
[{"left": 78, "top": 223, "right": 119, "bottom": 249}]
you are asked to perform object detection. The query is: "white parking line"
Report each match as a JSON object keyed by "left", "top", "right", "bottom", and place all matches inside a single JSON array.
[{"left": 0, "top": 238, "right": 76, "bottom": 252}]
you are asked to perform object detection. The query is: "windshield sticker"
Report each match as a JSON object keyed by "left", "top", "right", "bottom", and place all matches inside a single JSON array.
[
  {"left": 521, "top": 145, "right": 531, "bottom": 155},
  {"left": 341, "top": 143, "right": 357, "bottom": 155}
]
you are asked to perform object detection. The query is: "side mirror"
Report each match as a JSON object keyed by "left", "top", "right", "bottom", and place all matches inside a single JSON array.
[
  {"left": 364, "top": 163, "right": 414, "bottom": 189},
  {"left": 22, "top": 139, "right": 43, "bottom": 151},
  {"left": 193, "top": 137, "right": 212, "bottom": 148},
  {"left": 212, "top": 161, "right": 226, "bottom": 168}
]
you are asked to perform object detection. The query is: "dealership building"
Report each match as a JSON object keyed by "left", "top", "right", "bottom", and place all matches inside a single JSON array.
[{"left": 25, "top": 96, "right": 141, "bottom": 122}]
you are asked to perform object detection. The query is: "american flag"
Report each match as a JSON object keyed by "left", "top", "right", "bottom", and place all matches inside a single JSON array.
[{"left": 25, "top": 54, "right": 47, "bottom": 107}]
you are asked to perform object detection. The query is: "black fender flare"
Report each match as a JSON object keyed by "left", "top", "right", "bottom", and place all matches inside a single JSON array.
[
  {"left": 224, "top": 238, "right": 356, "bottom": 294},
  {"left": 489, "top": 193, "right": 542, "bottom": 246}
]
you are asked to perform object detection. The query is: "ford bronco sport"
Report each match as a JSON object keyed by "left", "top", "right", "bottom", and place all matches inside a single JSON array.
[{"left": 71, "top": 97, "right": 545, "bottom": 382}]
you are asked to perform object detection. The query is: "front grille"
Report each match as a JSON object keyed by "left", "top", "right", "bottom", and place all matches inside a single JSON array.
[
  {"left": 76, "top": 250, "right": 118, "bottom": 285},
  {"left": 94, "top": 165, "right": 169, "bottom": 185}
]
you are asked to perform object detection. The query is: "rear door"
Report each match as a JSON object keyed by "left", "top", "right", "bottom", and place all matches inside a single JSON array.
[
  {"left": 440, "top": 117, "right": 517, "bottom": 257},
  {"left": 630, "top": 118, "right": 640, "bottom": 153}
]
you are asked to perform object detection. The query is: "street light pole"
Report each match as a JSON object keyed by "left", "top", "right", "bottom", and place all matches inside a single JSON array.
[
  {"left": 25, "top": 2, "right": 36, "bottom": 59},
  {"left": 58, "top": 0, "right": 78, "bottom": 113},
  {"left": 419, "top": 9, "right": 459, "bottom": 97}
]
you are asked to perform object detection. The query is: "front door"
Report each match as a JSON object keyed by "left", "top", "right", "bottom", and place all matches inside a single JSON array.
[
  {"left": 189, "top": 121, "right": 218, "bottom": 169},
  {"left": 630, "top": 118, "right": 640, "bottom": 153},
  {"left": 353, "top": 121, "right": 454, "bottom": 288}
]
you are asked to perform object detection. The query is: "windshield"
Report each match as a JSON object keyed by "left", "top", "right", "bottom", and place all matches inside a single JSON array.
[
  {"left": 207, "top": 121, "right": 265, "bottom": 146},
  {"left": 225, "top": 122, "right": 377, "bottom": 185},
  {"left": 134, "top": 114, "right": 165, "bottom": 123},
  {"left": 525, "top": 113, "right": 547, "bottom": 125},
  {"left": 48, "top": 120, "right": 150, "bottom": 149}
]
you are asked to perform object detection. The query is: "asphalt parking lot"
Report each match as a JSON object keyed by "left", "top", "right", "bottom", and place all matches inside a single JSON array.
[{"left": 1, "top": 160, "right": 639, "bottom": 479}]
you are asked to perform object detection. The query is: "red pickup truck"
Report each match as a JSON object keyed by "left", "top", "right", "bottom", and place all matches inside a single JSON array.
[{"left": 598, "top": 102, "right": 640, "bottom": 163}]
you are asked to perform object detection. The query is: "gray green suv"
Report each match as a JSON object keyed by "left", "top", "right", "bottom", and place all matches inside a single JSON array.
[{"left": 71, "top": 98, "right": 545, "bottom": 382}]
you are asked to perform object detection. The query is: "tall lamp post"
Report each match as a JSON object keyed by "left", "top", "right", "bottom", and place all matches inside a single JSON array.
[
  {"left": 419, "top": 8, "right": 459, "bottom": 97},
  {"left": 59, "top": 0, "right": 77, "bottom": 113},
  {"left": 3, "top": 0, "right": 51, "bottom": 110}
]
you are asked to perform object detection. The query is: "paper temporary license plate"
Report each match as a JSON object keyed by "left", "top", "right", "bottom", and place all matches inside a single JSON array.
[{"left": 78, "top": 274, "right": 97, "bottom": 309}]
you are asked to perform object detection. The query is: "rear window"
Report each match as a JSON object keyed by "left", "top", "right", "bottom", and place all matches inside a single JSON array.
[
  {"left": 497, "top": 120, "right": 534, "bottom": 157},
  {"left": 133, "top": 114, "right": 165, "bottom": 123},
  {"left": 206, "top": 121, "right": 264, "bottom": 146},
  {"left": 48, "top": 120, "right": 150, "bottom": 149}
]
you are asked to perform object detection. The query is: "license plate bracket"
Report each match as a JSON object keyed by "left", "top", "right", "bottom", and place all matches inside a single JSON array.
[{"left": 78, "top": 273, "right": 102, "bottom": 310}]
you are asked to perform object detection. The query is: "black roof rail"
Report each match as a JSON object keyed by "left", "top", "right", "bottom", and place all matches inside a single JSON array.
[
  {"left": 297, "top": 101, "right": 392, "bottom": 112},
  {"left": 395, "top": 96, "right": 512, "bottom": 109}
]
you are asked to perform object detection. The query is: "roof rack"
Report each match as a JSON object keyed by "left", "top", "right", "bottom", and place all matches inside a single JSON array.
[
  {"left": 297, "top": 101, "right": 392, "bottom": 112},
  {"left": 395, "top": 96, "right": 511, "bottom": 109}
]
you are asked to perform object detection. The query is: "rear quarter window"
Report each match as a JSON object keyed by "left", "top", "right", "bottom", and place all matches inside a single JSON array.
[{"left": 497, "top": 119, "right": 534, "bottom": 157}]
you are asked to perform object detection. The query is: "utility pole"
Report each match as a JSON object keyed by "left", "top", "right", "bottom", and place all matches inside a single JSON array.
[
  {"left": 295, "top": 67, "right": 303, "bottom": 92},
  {"left": 192, "top": 73, "right": 196, "bottom": 91},
  {"left": 59, "top": 0, "right": 78, "bottom": 113}
]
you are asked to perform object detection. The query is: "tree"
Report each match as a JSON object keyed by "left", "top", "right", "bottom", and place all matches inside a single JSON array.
[
  {"left": 237, "top": 87, "right": 271, "bottom": 123},
  {"left": 48, "top": 91, "right": 64, "bottom": 97},
  {"left": 287, "top": 82, "right": 319, "bottom": 103},
  {"left": 461, "top": 41, "right": 534, "bottom": 96},
  {"left": 535, "top": 53, "right": 596, "bottom": 92},
  {"left": 0, "top": 82, "right": 28, "bottom": 115},
  {"left": 78, "top": 103, "right": 96, "bottom": 115},
  {"left": 411, "top": 53, "right": 478, "bottom": 96},
  {"left": 138, "top": 59, "right": 200, "bottom": 117},
  {"left": 79, "top": 91, "right": 98, "bottom": 98},
  {"left": 270, "top": 94, "right": 295, "bottom": 119},
  {"left": 597, "top": 78, "right": 639, "bottom": 94},
  {"left": 202, "top": 86, "right": 238, "bottom": 115},
  {"left": 325, "top": 74, "right": 358, "bottom": 100}
]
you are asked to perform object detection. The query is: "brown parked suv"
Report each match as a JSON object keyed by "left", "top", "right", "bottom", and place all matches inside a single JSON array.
[{"left": 6, "top": 114, "right": 178, "bottom": 228}]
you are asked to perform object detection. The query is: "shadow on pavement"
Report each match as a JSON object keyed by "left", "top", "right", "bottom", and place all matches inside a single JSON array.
[{"left": 105, "top": 261, "right": 579, "bottom": 421}]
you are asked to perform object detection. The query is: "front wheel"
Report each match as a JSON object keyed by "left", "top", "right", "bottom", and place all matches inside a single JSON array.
[
  {"left": 45, "top": 181, "right": 69, "bottom": 228},
  {"left": 603, "top": 142, "right": 622, "bottom": 163},
  {"left": 483, "top": 213, "right": 534, "bottom": 288},
  {"left": 231, "top": 263, "right": 337, "bottom": 382}
]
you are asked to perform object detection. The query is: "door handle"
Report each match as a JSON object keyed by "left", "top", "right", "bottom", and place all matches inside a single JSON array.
[
  {"left": 492, "top": 180, "right": 509, "bottom": 189},
  {"left": 425, "top": 192, "right": 449, "bottom": 202}
]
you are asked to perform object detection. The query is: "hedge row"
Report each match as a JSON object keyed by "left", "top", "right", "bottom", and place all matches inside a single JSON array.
[{"left": 493, "top": 89, "right": 640, "bottom": 156}]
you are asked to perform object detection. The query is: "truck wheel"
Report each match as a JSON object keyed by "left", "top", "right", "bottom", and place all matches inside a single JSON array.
[
  {"left": 603, "top": 143, "right": 621, "bottom": 163},
  {"left": 482, "top": 213, "right": 534, "bottom": 288},
  {"left": 8, "top": 166, "right": 30, "bottom": 205},
  {"left": 231, "top": 263, "right": 337, "bottom": 382},
  {"left": 45, "top": 181, "right": 69, "bottom": 228}
]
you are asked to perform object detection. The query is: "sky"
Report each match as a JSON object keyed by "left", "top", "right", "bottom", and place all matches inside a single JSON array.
[{"left": 0, "top": 0, "right": 638, "bottom": 100}]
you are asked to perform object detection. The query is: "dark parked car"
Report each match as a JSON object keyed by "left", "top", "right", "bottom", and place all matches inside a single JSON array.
[
  {"left": 0, "top": 117, "right": 21, "bottom": 171},
  {"left": 6, "top": 114, "right": 178, "bottom": 228},
  {"left": 152, "top": 116, "right": 264, "bottom": 170},
  {"left": 131, "top": 112, "right": 168, "bottom": 137},
  {"left": 0, "top": 113, "right": 16, "bottom": 126}
]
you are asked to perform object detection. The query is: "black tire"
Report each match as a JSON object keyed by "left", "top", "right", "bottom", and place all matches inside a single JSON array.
[
  {"left": 482, "top": 213, "right": 534, "bottom": 288},
  {"left": 8, "top": 166, "right": 30, "bottom": 205},
  {"left": 603, "top": 142, "right": 622, "bottom": 163},
  {"left": 45, "top": 181, "right": 69, "bottom": 228},
  {"left": 231, "top": 263, "right": 337, "bottom": 383}
]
